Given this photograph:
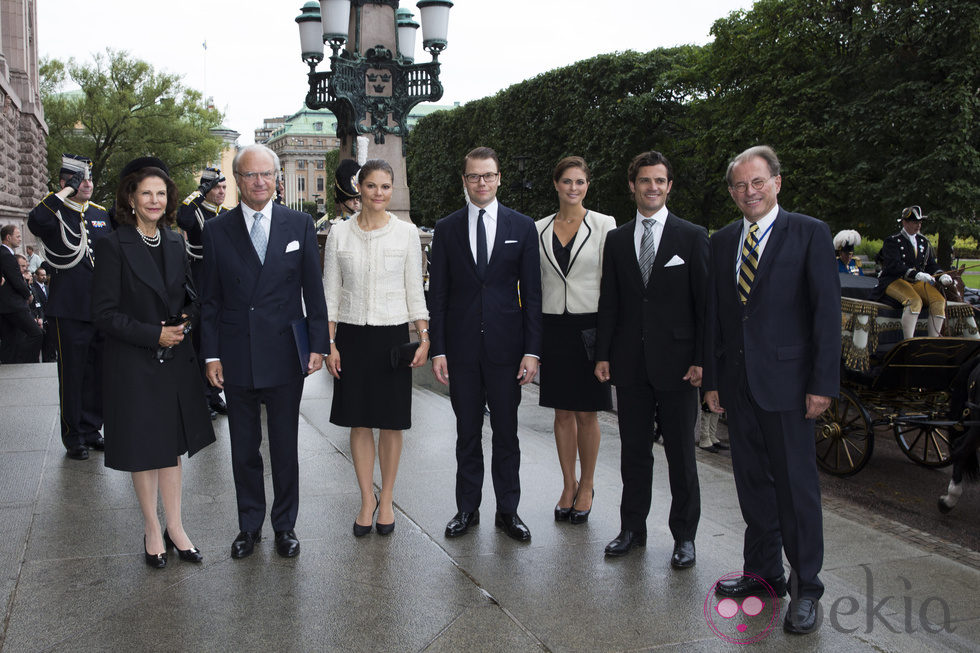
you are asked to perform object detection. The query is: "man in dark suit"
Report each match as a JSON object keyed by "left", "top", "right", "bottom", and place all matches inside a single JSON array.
[
  {"left": 0, "top": 226, "right": 43, "bottom": 364},
  {"left": 28, "top": 153, "right": 113, "bottom": 460},
  {"left": 428, "top": 146, "right": 543, "bottom": 542},
  {"left": 594, "top": 151, "right": 707, "bottom": 567},
  {"left": 704, "top": 145, "right": 840, "bottom": 635},
  {"left": 177, "top": 167, "right": 229, "bottom": 418},
  {"left": 31, "top": 267, "right": 57, "bottom": 362},
  {"left": 201, "top": 144, "right": 329, "bottom": 559}
]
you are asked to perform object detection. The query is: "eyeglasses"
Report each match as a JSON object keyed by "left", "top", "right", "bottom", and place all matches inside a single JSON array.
[
  {"left": 463, "top": 172, "right": 499, "bottom": 184},
  {"left": 236, "top": 170, "right": 276, "bottom": 181},
  {"left": 902, "top": 205, "right": 924, "bottom": 221},
  {"left": 729, "top": 176, "right": 775, "bottom": 194}
]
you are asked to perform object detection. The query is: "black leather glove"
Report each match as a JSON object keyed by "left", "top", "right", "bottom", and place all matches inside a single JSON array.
[
  {"left": 65, "top": 170, "right": 85, "bottom": 197},
  {"left": 197, "top": 176, "right": 219, "bottom": 197}
]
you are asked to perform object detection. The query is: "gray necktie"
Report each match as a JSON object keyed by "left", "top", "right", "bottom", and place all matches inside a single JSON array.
[
  {"left": 250, "top": 212, "right": 267, "bottom": 263},
  {"left": 638, "top": 218, "right": 656, "bottom": 285}
]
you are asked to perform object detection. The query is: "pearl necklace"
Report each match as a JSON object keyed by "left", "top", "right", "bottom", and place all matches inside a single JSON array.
[{"left": 138, "top": 227, "right": 161, "bottom": 247}]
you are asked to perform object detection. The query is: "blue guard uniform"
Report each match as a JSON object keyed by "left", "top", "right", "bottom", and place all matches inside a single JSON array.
[{"left": 27, "top": 154, "right": 113, "bottom": 456}]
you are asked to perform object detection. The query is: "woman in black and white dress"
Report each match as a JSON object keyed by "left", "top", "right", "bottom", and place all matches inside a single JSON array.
[
  {"left": 323, "top": 159, "right": 429, "bottom": 537},
  {"left": 536, "top": 156, "right": 616, "bottom": 524}
]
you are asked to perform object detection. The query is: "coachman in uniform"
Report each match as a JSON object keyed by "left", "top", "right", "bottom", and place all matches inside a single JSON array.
[
  {"left": 27, "top": 154, "right": 113, "bottom": 460},
  {"left": 176, "top": 167, "right": 229, "bottom": 417}
]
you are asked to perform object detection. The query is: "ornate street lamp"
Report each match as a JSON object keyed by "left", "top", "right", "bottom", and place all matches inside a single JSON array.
[{"left": 296, "top": 0, "right": 452, "bottom": 155}]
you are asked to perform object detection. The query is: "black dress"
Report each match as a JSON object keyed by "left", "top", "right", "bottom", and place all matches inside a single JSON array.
[
  {"left": 330, "top": 323, "right": 412, "bottom": 430},
  {"left": 539, "top": 232, "right": 613, "bottom": 412},
  {"left": 91, "top": 226, "right": 215, "bottom": 472}
]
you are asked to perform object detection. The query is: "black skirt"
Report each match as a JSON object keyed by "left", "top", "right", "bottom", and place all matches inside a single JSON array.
[
  {"left": 330, "top": 323, "right": 413, "bottom": 430},
  {"left": 539, "top": 312, "right": 612, "bottom": 412}
]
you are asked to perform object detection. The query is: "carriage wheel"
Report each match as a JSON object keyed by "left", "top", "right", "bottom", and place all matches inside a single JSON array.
[
  {"left": 814, "top": 388, "right": 874, "bottom": 477},
  {"left": 893, "top": 423, "right": 953, "bottom": 468}
]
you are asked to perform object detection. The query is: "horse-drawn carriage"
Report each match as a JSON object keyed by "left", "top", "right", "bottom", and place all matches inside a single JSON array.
[{"left": 814, "top": 273, "right": 980, "bottom": 477}]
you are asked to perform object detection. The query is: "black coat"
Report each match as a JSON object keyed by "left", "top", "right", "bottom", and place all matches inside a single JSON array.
[
  {"left": 0, "top": 245, "right": 32, "bottom": 314},
  {"left": 91, "top": 225, "right": 215, "bottom": 472},
  {"left": 871, "top": 230, "right": 942, "bottom": 301}
]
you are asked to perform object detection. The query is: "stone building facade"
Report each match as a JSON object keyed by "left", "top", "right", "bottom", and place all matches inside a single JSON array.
[{"left": 0, "top": 0, "right": 46, "bottom": 250}]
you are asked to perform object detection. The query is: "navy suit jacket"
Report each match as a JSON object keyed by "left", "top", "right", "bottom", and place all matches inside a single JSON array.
[
  {"left": 428, "top": 204, "right": 542, "bottom": 366},
  {"left": 200, "top": 203, "right": 329, "bottom": 389},
  {"left": 703, "top": 208, "right": 841, "bottom": 412},
  {"left": 596, "top": 212, "right": 708, "bottom": 390}
]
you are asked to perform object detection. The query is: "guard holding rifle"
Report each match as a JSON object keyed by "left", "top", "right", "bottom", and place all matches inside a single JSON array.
[
  {"left": 27, "top": 154, "right": 113, "bottom": 460},
  {"left": 176, "top": 167, "right": 229, "bottom": 418}
]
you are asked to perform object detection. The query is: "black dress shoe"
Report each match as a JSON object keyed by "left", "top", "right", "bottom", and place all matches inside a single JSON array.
[
  {"left": 554, "top": 501, "right": 572, "bottom": 522},
  {"left": 144, "top": 536, "right": 167, "bottom": 569},
  {"left": 274, "top": 530, "right": 300, "bottom": 557},
  {"left": 784, "top": 597, "right": 820, "bottom": 634},
  {"left": 354, "top": 495, "right": 378, "bottom": 538},
  {"left": 670, "top": 540, "right": 696, "bottom": 569},
  {"left": 231, "top": 530, "right": 261, "bottom": 559},
  {"left": 375, "top": 496, "right": 394, "bottom": 535},
  {"left": 714, "top": 441, "right": 730, "bottom": 450},
  {"left": 445, "top": 510, "right": 479, "bottom": 538},
  {"left": 715, "top": 574, "right": 787, "bottom": 598},
  {"left": 604, "top": 530, "right": 646, "bottom": 556},
  {"left": 209, "top": 397, "right": 228, "bottom": 415},
  {"left": 698, "top": 444, "right": 720, "bottom": 453},
  {"left": 164, "top": 530, "right": 203, "bottom": 563},
  {"left": 86, "top": 435, "right": 105, "bottom": 451},
  {"left": 569, "top": 489, "right": 594, "bottom": 525},
  {"left": 495, "top": 512, "right": 531, "bottom": 541},
  {"left": 66, "top": 445, "right": 89, "bottom": 460}
]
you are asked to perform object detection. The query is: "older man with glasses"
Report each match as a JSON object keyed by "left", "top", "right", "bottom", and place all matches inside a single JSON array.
[{"left": 871, "top": 205, "right": 953, "bottom": 339}]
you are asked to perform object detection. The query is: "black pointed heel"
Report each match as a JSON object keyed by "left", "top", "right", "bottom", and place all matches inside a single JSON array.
[
  {"left": 164, "top": 529, "right": 204, "bottom": 563},
  {"left": 144, "top": 535, "right": 167, "bottom": 569},
  {"left": 354, "top": 494, "right": 379, "bottom": 537},
  {"left": 569, "top": 489, "right": 594, "bottom": 524}
]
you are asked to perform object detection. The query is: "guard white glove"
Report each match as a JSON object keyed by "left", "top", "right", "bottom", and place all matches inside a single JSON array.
[
  {"left": 915, "top": 272, "right": 934, "bottom": 284},
  {"left": 939, "top": 274, "right": 953, "bottom": 286}
]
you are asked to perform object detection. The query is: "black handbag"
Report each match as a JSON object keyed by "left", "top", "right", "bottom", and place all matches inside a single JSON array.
[{"left": 390, "top": 342, "right": 421, "bottom": 369}]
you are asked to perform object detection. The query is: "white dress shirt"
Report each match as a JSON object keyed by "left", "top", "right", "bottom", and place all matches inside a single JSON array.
[
  {"left": 468, "top": 199, "right": 498, "bottom": 265},
  {"left": 241, "top": 199, "right": 273, "bottom": 242},
  {"left": 632, "top": 206, "right": 668, "bottom": 260},
  {"left": 735, "top": 203, "right": 780, "bottom": 278}
]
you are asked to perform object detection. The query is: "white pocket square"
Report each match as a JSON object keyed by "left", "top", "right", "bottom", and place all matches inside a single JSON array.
[
  {"left": 664, "top": 255, "right": 685, "bottom": 267},
  {"left": 504, "top": 239, "right": 518, "bottom": 244},
  {"left": 285, "top": 240, "right": 300, "bottom": 253}
]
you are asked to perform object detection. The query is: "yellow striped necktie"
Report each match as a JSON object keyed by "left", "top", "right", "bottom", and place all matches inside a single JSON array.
[{"left": 738, "top": 223, "right": 760, "bottom": 304}]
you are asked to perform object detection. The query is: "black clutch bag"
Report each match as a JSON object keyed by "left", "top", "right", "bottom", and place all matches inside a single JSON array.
[
  {"left": 581, "top": 328, "right": 597, "bottom": 361},
  {"left": 390, "top": 342, "right": 421, "bottom": 369}
]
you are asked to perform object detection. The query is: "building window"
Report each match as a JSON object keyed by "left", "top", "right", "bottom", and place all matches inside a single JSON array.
[
  {"left": 298, "top": 177, "right": 306, "bottom": 192},
  {"left": 313, "top": 122, "right": 323, "bottom": 132},
  {"left": 317, "top": 177, "right": 324, "bottom": 192},
  {"left": 316, "top": 160, "right": 324, "bottom": 169},
  {"left": 298, "top": 160, "right": 305, "bottom": 169}
]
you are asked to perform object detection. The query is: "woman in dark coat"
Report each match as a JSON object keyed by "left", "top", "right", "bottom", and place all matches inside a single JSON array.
[{"left": 91, "top": 164, "right": 215, "bottom": 568}]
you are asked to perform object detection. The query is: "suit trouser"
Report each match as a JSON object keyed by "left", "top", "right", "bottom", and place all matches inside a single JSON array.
[
  {"left": 725, "top": 365, "right": 824, "bottom": 600},
  {"left": 189, "top": 265, "right": 219, "bottom": 404},
  {"left": 0, "top": 308, "right": 42, "bottom": 364},
  {"left": 52, "top": 317, "right": 103, "bottom": 448},
  {"left": 224, "top": 376, "right": 304, "bottom": 532},
  {"left": 448, "top": 353, "right": 522, "bottom": 514},
  {"left": 616, "top": 381, "right": 700, "bottom": 540}
]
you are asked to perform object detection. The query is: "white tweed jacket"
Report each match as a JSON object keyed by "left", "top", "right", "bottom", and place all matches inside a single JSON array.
[{"left": 323, "top": 213, "right": 429, "bottom": 326}]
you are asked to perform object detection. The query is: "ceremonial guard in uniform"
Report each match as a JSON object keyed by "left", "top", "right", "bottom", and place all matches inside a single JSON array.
[
  {"left": 333, "top": 159, "right": 361, "bottom": 221},
  {"left": 833, "top": 230, "right": 864, "bottom": 276},
  {"left": 176, "top": 167, "right": 229, "bottom": 418},
  {"left": 871, "top": 206, "right": 953, "bottom": 339},
  {"left": 27, "top": 154, "right": 113, "bottom": 460}
]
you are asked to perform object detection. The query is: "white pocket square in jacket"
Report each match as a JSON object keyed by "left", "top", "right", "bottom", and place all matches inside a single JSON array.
[
  {"left": 285, "top": 240, "right": 300, "bottom": 253},
  {"left": 504, "top": 239, "right": 518, "bottom": 244},
  {"left": 664, "top": 255, "right": 685, "bottom": 267}
]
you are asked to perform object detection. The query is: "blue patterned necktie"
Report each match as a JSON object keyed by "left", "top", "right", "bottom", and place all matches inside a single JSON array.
[
  {"left": 250, "top": 211, "right": 267, "bottom": 263},
  {"left": 476, "top": 208, "right": 488, "bottom": 279},
  {"left": 638, "top": 218, "right": 656, "bottom": 285}
]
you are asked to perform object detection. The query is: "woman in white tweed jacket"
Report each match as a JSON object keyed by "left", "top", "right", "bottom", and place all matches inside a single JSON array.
[{"left": 323, "top": 159, "right": 429, "bottom": 537}]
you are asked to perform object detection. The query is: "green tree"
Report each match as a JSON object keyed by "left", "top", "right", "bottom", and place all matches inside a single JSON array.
[{"left": 40, "top": 49, "right": 225, "bottom": 204}]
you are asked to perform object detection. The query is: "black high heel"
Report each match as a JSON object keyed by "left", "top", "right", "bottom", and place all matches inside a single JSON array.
[
  {"left": 555, "top": 485, "right": 578, "bottom": 522},
  {"left": 376, "top": 498, "right": 395, "bottom": 535},
  {"left": 353, "top": 494, "right": 378, "bottom": 537},
  {"left": 144, "top": 535, "right": 167, "bottom": 569},
  {"left": 164, "top": 529, "right": 204, "bottom": 563},
  {"left": 569, "top": 489, "right": 594, "bottom": 524}
]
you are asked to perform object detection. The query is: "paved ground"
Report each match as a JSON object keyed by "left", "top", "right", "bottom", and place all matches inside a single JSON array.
[{"left": 0, "top": 362, "right": 977, "bottom": 652}]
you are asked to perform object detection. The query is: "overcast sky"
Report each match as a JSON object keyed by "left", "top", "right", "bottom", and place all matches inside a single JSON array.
[{"left": 38, "top": 1, "right": 754, "bottom": 144}]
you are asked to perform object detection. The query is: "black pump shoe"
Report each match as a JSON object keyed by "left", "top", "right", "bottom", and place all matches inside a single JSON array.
[
  {"left": 569, "top": 489, "right": 594, "bottom": 524},
  {"left": 554, "top": 503, "right": 572, "bottom": 521},
  {"left": 144, "top": 535, "right": 167, "bottom": 569},
  {"left": 164, "top": 530, "right": 203, "bottom": 563},
  {"left": 354, "top": 495, "right": 378, "bottom": 537}
]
